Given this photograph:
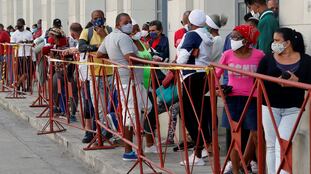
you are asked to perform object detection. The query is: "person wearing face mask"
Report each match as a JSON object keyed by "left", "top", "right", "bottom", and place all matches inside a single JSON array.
[
  {"left": 33, "top": 19, "right": 42, "bottom": 40},
  {"left": 96, "top": 13, "right": 152, "bottom": 161},
  {"left": 11, "top": 18, "right": 34, "bottom": 92},
  {"left": 140, "top": 22, "right": 151, "bottom": 48},
  {"left": 257, "top": 28, "right": 311, "bottom": 174},
  {"left": 216, "top": 25, "right": 263, "bottom": 174},
  {"left": 245, "top": 0, "right": 279, "bottom": 55},
  {"left": 148, "top": 20, "right": 170, "bottom": 62},
  {"left": 174, "top": 11, "right": 191, "bottom": 48},
  {"left": 78, "top": 10, "right": 114, "bottom": 143},
  {"left": 206, "top": 14, "right": 228, "bottom": 63},
  {"left": 176, "top": 9, "right": 214, "bottom": 166}
]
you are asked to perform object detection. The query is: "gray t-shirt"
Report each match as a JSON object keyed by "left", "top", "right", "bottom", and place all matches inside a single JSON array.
[{"left": 98, "top": 29, "right": 142, "bottom": 83}]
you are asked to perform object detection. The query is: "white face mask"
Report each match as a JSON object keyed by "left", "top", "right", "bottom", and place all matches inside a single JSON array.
[
  {"left": 141, "top": 30, "right": 149, "bottom": 37},
  {"left": 231, "top": 39, "right": 244, "bottom": 51},
  {"left": 251, "top": 10, "right": 260, "bottom": 19},
  {"left": 120, "top": 23, "right": 133, "bottom": 34},
  {"left": 132, "top": 32, "right": 142, "bottom": 40},
  {"left": 271, "top": 42, "right": 286, "bottom": 54}
]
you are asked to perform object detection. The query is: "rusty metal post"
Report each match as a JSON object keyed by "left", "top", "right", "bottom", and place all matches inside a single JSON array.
[
  {"left": 210, "top": 69, "right": 221, "bottom": 174},
  {"left": 257, "top": 80, "right": 264, "bottom": 174}
]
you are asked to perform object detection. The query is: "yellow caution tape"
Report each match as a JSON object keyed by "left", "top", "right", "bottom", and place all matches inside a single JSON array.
[{"left": 48, "top": 57, "right": 212, "bottom": 72}]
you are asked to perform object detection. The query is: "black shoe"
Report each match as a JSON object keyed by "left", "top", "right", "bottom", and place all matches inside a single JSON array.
[
  {"left": 173, "top": 141, "right": 195, "bottom": 152},
  {"left": 82, "top": 131, "right": 94, "bottom": 143}
]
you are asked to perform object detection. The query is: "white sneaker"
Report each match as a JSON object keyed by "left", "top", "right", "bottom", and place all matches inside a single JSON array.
[
  {"left": 223, "top": 161, "right": 233, "bottom": 173},
  {"left": 250, "top": 161, "right": 258, "bottom": 173},
  {"left": 179, "top": 153, "right": 205, "bottom": 166},
  {"left": 144, "top": 145, "right": 158, "bottom": 154},
  {"left": 202, "top": 149, "right": 208, "bottom": 158}
]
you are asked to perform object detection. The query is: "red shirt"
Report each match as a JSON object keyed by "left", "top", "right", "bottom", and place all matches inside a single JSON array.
[
  {"left": 174, "top": 27, "right": 187, "bottom": 48},
  {"left": 33, "top": 29, "right": 42, "bottom": 40},
  {"left": 0, "top": 30, "right": 10, "bottom": 55},
  {"left": 151, "top": 37, "right": 161, "bottom": 49}
]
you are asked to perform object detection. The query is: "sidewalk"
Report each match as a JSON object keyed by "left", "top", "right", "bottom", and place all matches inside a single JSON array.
[{"left": 0, "top": 92, "right": 225, "bottom": 174}]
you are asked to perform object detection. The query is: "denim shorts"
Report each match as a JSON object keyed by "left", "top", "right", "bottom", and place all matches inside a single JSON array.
[
  {"left": 0, "top": 55, "right": 4, "bottom": 62},
  {"left": 222, "top": 96, "right": 257, "bottom": 130}
]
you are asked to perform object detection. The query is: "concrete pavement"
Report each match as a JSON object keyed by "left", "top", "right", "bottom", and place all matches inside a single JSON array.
[
  {"left": 0, "top": 91, "right": 226, "bottom": 174},
  {"left": 0, "top": 106, "right": 94, "bottom": 174}
]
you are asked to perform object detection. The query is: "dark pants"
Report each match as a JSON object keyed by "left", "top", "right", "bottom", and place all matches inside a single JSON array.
[
  {"left": 52, "top": 72, "right": 66, "bottom": 112},
  {"left": 182, "top": 72, "right": 212, "bottom": 148},
  {"left": 18, "top": 57, "right": 33, "bottom": 91},
  {"left": 144, "top": 92, "right": 156, "bottom": 134}
]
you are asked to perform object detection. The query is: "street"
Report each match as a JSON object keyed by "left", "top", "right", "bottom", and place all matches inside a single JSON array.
[{"left": 0, "top": 106, "right": 94, "bottom": 174}]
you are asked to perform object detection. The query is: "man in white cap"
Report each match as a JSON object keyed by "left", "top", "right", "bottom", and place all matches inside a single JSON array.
[{"left": 177, "top": 9, "right": 214, "bottom": 166}]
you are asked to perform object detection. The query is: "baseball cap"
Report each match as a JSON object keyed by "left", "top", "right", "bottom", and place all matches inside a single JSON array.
[{"left": 53, "top": 18, "right": 62, "bottom": 28}]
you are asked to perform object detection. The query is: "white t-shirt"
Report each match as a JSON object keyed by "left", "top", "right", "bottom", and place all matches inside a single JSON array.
[{"left": 11, "top": 30, "right": 33, "bottom": 57}]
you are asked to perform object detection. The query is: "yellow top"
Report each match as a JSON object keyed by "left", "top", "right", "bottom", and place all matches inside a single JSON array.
[{"left": 79, "top": 28, "right": 113, "bottom": 76}]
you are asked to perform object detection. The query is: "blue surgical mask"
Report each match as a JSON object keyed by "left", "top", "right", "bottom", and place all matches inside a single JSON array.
[
  {"left": 150, "top": 32, "right": 158, "bottom": 39},
  {"left": 31, "top": 28, "right": 38, "bottom": 33},
  {"left": 120, "top": 23, "right": 133, "bottom": 34},
  {"left": 10, "top": 32, "right": 14, "bottom": 36},
  {"left": 93, "top": 18, "right": 105, "bottom": 27}
]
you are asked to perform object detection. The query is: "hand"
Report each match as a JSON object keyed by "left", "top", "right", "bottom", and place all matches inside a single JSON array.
[
  {"left": 279, "top": 71, "right": 299, "bottom": 87},
  {"left": 153, "top": 55, "right": 163, "bottom": 62},
  {"left": 95, "top": 26, "right": 107, "bottom": 37}
]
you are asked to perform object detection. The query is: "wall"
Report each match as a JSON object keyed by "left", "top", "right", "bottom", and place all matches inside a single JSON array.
[{"left": 280, "top": 0, "right": 311, "bottom": 173}]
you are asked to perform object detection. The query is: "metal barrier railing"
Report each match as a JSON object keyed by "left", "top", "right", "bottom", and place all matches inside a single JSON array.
[{"left": 2, "top": 47, "right": 308, "bottom": 174}]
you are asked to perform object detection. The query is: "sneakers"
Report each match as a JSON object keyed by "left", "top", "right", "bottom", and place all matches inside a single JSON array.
[
  {"left": 180, "top": 153, "right": 205, "bottom": 166},
  {"left": 144, "top": 145, "right": 158, "bottom": 154},
  {"left": 122, "top": 151, "right": 138, "bottom": 161},
  {"left": 201, "top": 149, "right": 208, "bottom": 158},
  {"left": 250, "top": 161, "right": 258, "bottom": 173},
  {"left": 82, "top": 131, "right": 94, "bottom": 144},
  {"left": 223, "top": 161, "right": 233, "bottom": 174},
  {"left": 173, "top": 141, "right": 195, "bottom": 152},
  {"left": 70, "top": 115, "right": 77, "bottom": 123}
]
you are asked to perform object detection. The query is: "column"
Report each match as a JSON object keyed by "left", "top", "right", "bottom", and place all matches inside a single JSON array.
[
  {"left": 282, "top": 0, "right": 311, "bottom": 173},
  {"left": 41, "top": 0, "right": 51, "bottom": 33},
  {"left": 50, "top": 0, "right": 69, "bottom": 33},
  {"left": 29, "top": 0, "right": 42, "bottom": 27},
  {"left": 68, "top": 0, "right": 80, "bottom": 25},
  {"left": 80, "top": 0, "right": 106, "bottom": 27}
]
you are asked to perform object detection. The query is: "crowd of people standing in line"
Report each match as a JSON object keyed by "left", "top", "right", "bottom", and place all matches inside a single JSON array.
[{"left": 1, "top": 0, "right": 311, "bottom": 173}]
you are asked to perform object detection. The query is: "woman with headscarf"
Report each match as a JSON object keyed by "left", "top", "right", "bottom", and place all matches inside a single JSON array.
[
  {"left": 216, "top": 24, "right": 263, "bottom": 174},
  {"left": 206, "top": 14, "right": 228, "bottom": 63}
]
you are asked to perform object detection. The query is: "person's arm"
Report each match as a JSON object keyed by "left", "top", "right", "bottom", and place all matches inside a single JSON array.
[
  {"left": 10, "top": 33, "right": 16, "bottom": 43},
  {"left": 119, "top": 36, "right": 141, "bottom": 65},
  {"left": 257, "top": 17, "right": 278, "bottom": 55},
  {"left": 78, "top": 29, "right": 98, "bottom": 52},
  {"left": 215, "top": 51, "right": 227, "bottom": 78},
  {"left": 158, "top": 37, "right": 170, "bottom": 62},
  {"left": 96, "top": 40, "right": 109, "bottom": 59},
  {"left": 256, "top": 56, "right": 268, "bottom": 75},
  {"left": 176, "top": 32, "right": 201, "bottom": 64}
]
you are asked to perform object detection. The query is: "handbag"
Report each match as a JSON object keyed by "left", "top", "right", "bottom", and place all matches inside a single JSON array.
[{"left": 156, "top": 84, "right": 178, "bottom": 105}]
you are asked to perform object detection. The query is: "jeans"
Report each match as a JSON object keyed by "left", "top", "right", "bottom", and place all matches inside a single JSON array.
[
  {"left": 262, "top": 105, "right": 299, "bottom": 174},
  {"left": 89, "top": 76, "right": 114, "bottom": 120}
]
